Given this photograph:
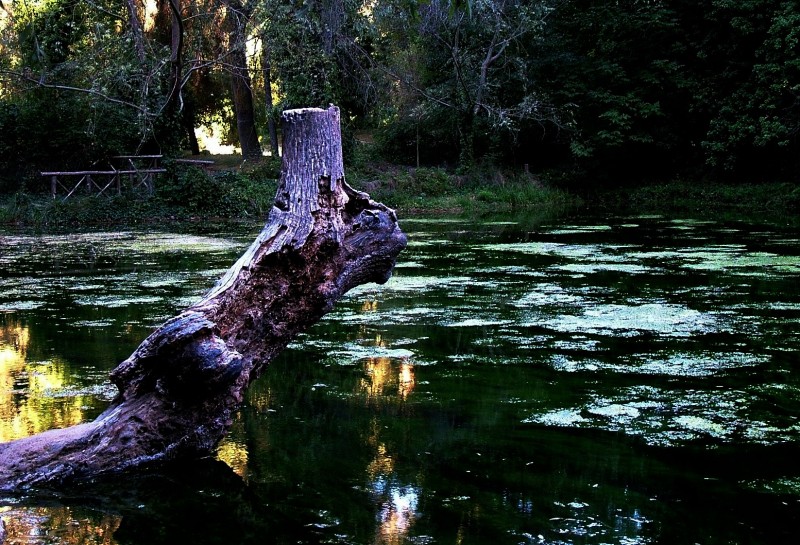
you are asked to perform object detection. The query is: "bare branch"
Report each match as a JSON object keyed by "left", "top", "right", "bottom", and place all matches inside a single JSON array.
[{"left": 3, "top": 70, "right": 153, "bottom": 115}]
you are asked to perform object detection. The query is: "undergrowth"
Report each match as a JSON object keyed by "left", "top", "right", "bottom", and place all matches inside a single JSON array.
[
  {"left": 4, "top": 150, "right": 797, "bottom": 227},
  {"left": 597, "top": 180, "right": 800, "bottom": 217},
  {"left": 1, "top": 161, "right": 279, "bottom": 227}
]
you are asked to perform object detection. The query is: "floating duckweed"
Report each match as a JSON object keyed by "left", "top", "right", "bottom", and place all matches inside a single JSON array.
[
  {"left": 2, "top": 214, "right": 800, "bottom": 545},
  {"left": 669, "top": 218, "right": 715, "bottom": 226},
  {"left": 514, "top": 284, "right": 585, "bottom": 307},
  {"left": 675, "top": 248, "right": 800, "bottom": 274},
  {"left": 44, "top": 383, "right": 117, "bottom": 401},
  {"left": 75, "top": 295, "right": 164, "bottom": 308},
  {"left": 362, "top": 275, "right": 470, "bottom": 293},
  {"left": 524, "top": 409, "right": 588, "bottom": 427},
  {"left": 108, "top": 233, "right": 242, "bottom": 254},
  {"left": 473, "top": 265, "right": 546, "bottom": 277},
  {"left": 66, "top": 283, "right": 108, "bottom": 293},
  {"left": 552, "top": 263, "right": 653, "bottom": 275},
  {"left": 673, "top": 415, "right": 728, "bottom": 437},
  {"left": 0, "top": 301, "right": 44, "bottom": 311},
  {"left": 548, "top": 225, "right": 613, "bottom": 235},
  {"left": 405, "top": 239, "right": 459, "bottom": 248},
  {"left": 520, "top": 383, "right": 796, "bottom": 446},
  {"left": 551, "top": 338, "right": 603, "bottom": 352},
  {"left": 554, "top": 351, "right": 767, "bottom": 377},
  {"left": 336, "top": 306, "right": 447, "bottom": 325},
  {"left": 444, "top": 318, "right": 514, "bottom": 328},
  {"left": 742, "top": 477, "right": 800, "bottom": 496},
  {"left": 588, "top": 404, "right": 641, "bottom": 419},
  {"left": 139, "top": 277, "right": 187, "bottom": 288},
  {"left": 550, "top": 355, "right": 601, "bottom": 372},
  {"left": 173, "top": 296, "right": 204, "bottom": 308},
  {"left": 72, "top": 320, "right": 115, "bottom": 328},
  {"left": 478, "top": 241, "right": 628, "bottom": 260},
  {"left": 634, "top": 352, "right": 765, "bottom": 376},
  {"left": 309, "top": 342, "right": 416, "bottom": 365},
  {"left": 524, "top": 303, "right": 719, "bottom": 337},
  {"left": 400, "top": 218, "right": 466, "bottom": 224}
]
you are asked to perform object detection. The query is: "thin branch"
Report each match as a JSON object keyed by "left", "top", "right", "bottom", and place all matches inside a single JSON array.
[
  {"left": 83, "top": 0, "right": 127, "bottom": 22},
  {"left": 4, "top": 71, "right": 153, "bottom": 115}
]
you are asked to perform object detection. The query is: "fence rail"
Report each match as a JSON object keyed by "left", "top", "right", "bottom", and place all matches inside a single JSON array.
[{"left": 42, "top": 155, "right": 166, "bottom": 200}]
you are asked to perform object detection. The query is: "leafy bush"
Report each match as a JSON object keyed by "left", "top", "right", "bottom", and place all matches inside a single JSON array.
[{"left": 156, "top": 163, "right": 276, "bottom": 219}]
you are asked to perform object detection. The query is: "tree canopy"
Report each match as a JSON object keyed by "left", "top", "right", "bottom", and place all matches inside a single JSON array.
[{"left": 1, "top": 0, "right": 798, "bottom": 192}]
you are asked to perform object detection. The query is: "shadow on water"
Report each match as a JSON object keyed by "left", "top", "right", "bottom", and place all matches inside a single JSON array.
[{"left": 2, "top": 213, "right": 800, "bottom": 544}]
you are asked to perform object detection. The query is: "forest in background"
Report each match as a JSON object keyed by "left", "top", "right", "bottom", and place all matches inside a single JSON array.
[{"left": 1, "top": 0, "right": 799, "bottom": 200}]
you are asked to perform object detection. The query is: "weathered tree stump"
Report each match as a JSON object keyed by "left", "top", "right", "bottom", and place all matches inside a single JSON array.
[{"left": 0, "top": 106, "right": 406, "bottom": 492}]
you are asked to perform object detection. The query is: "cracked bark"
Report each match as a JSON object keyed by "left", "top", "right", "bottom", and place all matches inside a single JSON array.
[{"left": 0, "top": 106, "right": 406, "bottom": 493}]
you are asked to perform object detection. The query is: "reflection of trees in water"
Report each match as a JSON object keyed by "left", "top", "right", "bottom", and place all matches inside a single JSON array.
[
  {"left": 0, "top": 317, "right": 93, "bottom": 442},
  {"left": 361, "top": 357, "right": 416, "bottom": 400},
  {"left": 215, "top": 419, "right": 250, "bottom": 479},
  {"left": 353, "top": 319, "right": 421, "bottom": 543},
  {"left": 374, "top": 482, "right": 419, "bottom": 545},
  {"left": 365, "top": 418, "right": 420, "bottom": 545},
  {"left": 0, "top": 506, "right": 121, "bottom": 545},
  {"left": 0, "top": 459, "right": 293, "bottom": 545}
]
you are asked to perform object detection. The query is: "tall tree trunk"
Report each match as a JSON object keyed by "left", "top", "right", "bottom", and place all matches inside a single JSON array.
[
  {"left": 226, "top": 2, "right": 262, "bottom": 160},
  {"left": 0, "top": 106, "right": 406, "bottom": 493},
  {"left": 262, "top": 37, "right": 280, "bottom": 157},
  {"left": 165, "top": 0, "right": 184, "bottom": 115},
  {"left": 125, "top": 0, "right": 146, "bottom": 64},
  {"left": 183, "top": 103, "right": 201, "bottom": 155}
]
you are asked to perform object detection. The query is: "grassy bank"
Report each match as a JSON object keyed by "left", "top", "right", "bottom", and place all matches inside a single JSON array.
[
  {"left": 3, "top": 156, "right": 797, "bottom": 228},
  {"left": 0, "top": 159, "right": 581, "bottom": 227},
  {"left": 349, "top": 163, "right": 580, "bottom": 214},
  {"left": 595, "top": 180, "right": 800, "bottom": 218},
  {"left": 0, "top": 159, "right": 279, "bottom": 228}
]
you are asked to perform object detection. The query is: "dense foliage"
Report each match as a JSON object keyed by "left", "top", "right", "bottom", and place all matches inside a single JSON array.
[{"left": 1, "top": 0, "right": 798, "bottom": 196}]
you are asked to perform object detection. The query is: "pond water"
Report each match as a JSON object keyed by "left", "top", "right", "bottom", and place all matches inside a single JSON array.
[{"left": 1, "top": 213, "right": 799, "bottom": 544}]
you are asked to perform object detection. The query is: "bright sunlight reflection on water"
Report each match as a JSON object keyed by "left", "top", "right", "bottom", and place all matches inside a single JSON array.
[{"left": 0, "top": 319, "right": 94, "bottom": 442}]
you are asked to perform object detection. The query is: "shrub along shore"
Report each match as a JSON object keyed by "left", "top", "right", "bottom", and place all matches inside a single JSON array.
[{"left": 1, "top": 156, "right": 797, "bottom": 228}]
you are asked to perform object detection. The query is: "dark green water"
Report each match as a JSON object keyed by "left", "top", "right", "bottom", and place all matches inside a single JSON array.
[{"left": 1, "top": 213, "right": 799, "bottom": 544}]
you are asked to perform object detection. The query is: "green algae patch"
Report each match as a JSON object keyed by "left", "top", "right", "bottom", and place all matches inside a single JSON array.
[
  {"left": 550, "top": 351, "right": 766, "bottom": 377},
  {"left": 523, "top": 303, "right": 720, "bottom": 337},
  {"left": 349, "top": 275, "right": 476, "bottom": 294},
  {"left": 75, "top": 295, "right": 165, "bottom": 308},
  {"left": 742, "top": 477, "right": 800, "bottom": 496},
  {"left": 443, "top": 318, "right": 515, "bottom": 328},
  {"left": 553, "top": 263, "right": 653, "bottom": 275}
]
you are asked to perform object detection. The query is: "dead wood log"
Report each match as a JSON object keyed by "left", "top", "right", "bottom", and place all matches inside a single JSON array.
[{"left": 0, "top": 106, "right": 406, "bottom": 493}]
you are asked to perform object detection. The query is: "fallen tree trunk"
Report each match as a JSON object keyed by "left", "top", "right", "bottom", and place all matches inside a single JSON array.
[{"left": 0, "top": 106, "right": 406, "bottom": 493}]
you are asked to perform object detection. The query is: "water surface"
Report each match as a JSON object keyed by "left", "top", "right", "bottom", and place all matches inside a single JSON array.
[{"left": 1, "top": 214, "right": 799, "bottom": 544}]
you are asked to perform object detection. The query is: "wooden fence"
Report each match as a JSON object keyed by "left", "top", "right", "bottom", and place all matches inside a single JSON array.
[
  {"left": 42, "top": 155, "right": 165, "bottom": 200},
  {"left": 42, "top": 155, "right": 218, "bottom": 201}
]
